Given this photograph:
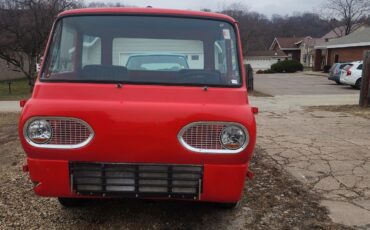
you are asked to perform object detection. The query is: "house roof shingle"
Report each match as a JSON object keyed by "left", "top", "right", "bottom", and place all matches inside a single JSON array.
[
  {"left": 315, "top": 27, "right": 370, "bottom": 49},
  {"left": 322, "top": 24, "right": 364, "bottom": 40}
]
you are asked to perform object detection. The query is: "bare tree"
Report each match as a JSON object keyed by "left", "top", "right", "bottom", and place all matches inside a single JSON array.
[
  {"left": 322, "top": 0, "right": 370, "bottom": 35},
  {"left": 87, "top": 2, "right": 127, "bottom": 8},
  {"left": 221, "top": 2, "right": 249, "bottom": 20},
  {"left": 0, "top": 0, "right": 82, "bottom": 89},
  {"left": 200, "top": 8, "right": 211, "bottom": 12},
  {"left": 220, "top": 4, "right": 331, "bottom": 53}
]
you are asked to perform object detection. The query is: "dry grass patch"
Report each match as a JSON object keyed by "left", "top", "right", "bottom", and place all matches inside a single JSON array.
[
  {"left": 0, "top": 78, "right": 31, "bottom": 101},
  {"left": 305, "top": 105, "right": 370, "bottom": 120},
  {"left": 0, "top": 112, "right": 20, "bottom": 126}
]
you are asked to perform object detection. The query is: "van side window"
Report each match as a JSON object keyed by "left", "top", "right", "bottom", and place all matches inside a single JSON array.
[
  {"left": 48, "top": 22, "right": 76, "bottom": 73},
  {"left": 214, "top": 40, "right": 226, "bottom": 74},
  {"left": 82, "top": 35, "right": 102, "bottom": 68},
  {"left": 214, "top": 39, "right": 240, "bottom": 81}
]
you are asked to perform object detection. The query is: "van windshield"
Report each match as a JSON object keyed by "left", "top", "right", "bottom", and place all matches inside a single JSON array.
[{"left": 41, "top": 15, "right": 241, "bottom": 87}]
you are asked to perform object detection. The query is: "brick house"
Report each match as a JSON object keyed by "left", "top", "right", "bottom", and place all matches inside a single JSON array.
[
  {"left": 314, "top": 27, "right": 370, "bottom": 71},
  {"left": 296, "top": 37, "right": 324, "bottom": 68},
  {"left": 269, "top": 37, "right": 323, "bottom": 67},
  {"left": 269, "top": 37, "right": 306, "bottom": 62}
]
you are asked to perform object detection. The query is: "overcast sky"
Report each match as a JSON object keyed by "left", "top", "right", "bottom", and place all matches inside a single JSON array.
[{"left": 86, "top": 0, "right": 323, "bottom": 17}]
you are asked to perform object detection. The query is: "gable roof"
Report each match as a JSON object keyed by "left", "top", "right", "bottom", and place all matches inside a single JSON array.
[
  {"left": 322, "top": 24, "right": 364, "bottom": 40},
  {"left": 315, "top": 27, "right": 370, "bottom": 49},
  {"left": 245, "top": 50, "right": 288, "bottom": 58},
  {"left": 270, "top": 37, "right": 306, "bottom": 50},
  {"left": 299, "top": 37, "right": 325, "bottom": 47}
]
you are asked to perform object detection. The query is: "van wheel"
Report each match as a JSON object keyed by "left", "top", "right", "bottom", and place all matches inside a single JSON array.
[
  {"left": 215, "top": 202, "right": 239, "bottom": 209},
  {"left": 58, "top": 197, "right": 85, "bottom": 207},
  {"left": 355, "top": 78, "right": 362, "bottom": 89}
]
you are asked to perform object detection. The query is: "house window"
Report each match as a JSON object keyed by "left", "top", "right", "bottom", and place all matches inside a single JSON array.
[
  {"left": 191, "top": 55, "right": 199, "bottom": 60},
  {"left": 334, "top": 54, "right": 339, "bottom": 63}
]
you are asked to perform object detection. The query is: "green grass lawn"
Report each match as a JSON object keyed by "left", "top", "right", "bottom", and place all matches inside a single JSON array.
[{"left": 0, "top": 78, "right": 31, "bottom": 101}]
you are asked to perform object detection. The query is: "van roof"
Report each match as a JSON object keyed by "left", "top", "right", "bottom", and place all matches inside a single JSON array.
[{"left": 58, "top": 8, "right": 237, "bottom": 23}]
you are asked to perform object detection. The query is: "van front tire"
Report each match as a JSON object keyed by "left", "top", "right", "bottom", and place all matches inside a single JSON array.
[
  {"left": 215, "top": 202, "right": 239, "bottom": 209},
  {"left": 58, "top": 197, "right": 86, "bottom": 207}
]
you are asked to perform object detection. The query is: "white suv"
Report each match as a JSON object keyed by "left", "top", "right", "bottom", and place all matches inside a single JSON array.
[{"left": 339, "top": 61, "right": 363, "bottom": 89}]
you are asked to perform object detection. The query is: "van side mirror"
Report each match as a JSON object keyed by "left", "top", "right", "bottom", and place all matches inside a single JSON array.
[{"left": 245, "top": 64, "right": 254, "bottom": 91}]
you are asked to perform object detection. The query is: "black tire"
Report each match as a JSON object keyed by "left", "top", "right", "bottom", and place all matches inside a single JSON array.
[
  {"left": 355, "top": 78, "right": 362, "bottom": 90},
  {"left": 215, "top": 202, "right": 239, "bottom": 209},
  {"left": 58, "top": 197, "right": 85, "bottom": 208},
  {"left": 335, "top": 80, "right": 342, "bottom": 85}
]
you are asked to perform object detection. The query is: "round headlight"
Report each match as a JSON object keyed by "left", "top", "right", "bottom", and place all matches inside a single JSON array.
[
  {"left": 26, "top": 120, "right": 52, "bottom": 144},
  {"left": 220, "top": 125, "right": 248, "bottom": 150}
]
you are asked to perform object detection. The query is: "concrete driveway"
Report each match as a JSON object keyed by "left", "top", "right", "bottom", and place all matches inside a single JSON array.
[{"left": 250, "top": 72, "right": 370, "bottom": 228}]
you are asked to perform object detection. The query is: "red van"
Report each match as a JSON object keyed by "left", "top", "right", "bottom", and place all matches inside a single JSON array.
[{"left": 19, "top": 8, "right": 257, "bottom": 208}]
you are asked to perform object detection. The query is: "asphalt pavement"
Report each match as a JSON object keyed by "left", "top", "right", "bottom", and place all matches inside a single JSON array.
[{"left": 253, "top": 72, "right": 360, "bottom": 96}]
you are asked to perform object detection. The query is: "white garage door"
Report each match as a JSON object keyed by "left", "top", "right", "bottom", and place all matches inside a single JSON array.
[{"left": 244, "top": 58, "right": 280, "bottom": 70}]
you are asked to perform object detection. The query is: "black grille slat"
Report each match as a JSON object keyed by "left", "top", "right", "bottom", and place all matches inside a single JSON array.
[
  {"left": 73, "top": 169, "right": 202, "bottom": 174},
  {"left": 72, "top": 175, "right": 201, "bottom": 181},
  {"left": 135, "top": 165, "right": 139, "bottom": 194},
  {"left": 70, "top": 163, "right": 203, "bottom": 200},
  {"left": 71, "top": 182, "right": 200, "bottom": 188}
]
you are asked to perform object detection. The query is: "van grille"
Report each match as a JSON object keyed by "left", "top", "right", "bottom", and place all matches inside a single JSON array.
[
  {"left": 70, "top": 163, "right": 203, "bottom": 199},
  {"left": 182, "top": 123, "right": 225, "bottom": 150},
  {"left": 48, "top": 119, "right": 92, "bottom": 145},
  {"left": 179, "top": 122, "right": 228, "bottom": 152}
]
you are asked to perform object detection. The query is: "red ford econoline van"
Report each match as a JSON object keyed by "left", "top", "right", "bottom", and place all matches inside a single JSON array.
[{"left": 19, "top": 8, "right": 257, "bottom": 208}]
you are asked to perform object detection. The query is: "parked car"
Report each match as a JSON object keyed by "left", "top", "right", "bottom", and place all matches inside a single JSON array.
[
  {"left": 339, "top": 61, "right": 363, "bottom": 89},
  {"left": 18, "top": 8, "right": 257, "bottom": 208},
  {"left": 328, "top": 62, "right": 351, "bottom": 84}
]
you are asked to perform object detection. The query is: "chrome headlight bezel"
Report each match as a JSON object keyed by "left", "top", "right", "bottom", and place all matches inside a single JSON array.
[
  {"left": 23, "top": 117, "right": 94, "bottom": 149},
  {"left": 178, "top": 121, "right": 249, "bottom": 154}
]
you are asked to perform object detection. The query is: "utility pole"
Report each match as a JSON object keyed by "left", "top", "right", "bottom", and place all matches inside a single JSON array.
[{"left": 359, "top": 51, "right": 370, "bottom": 107}]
